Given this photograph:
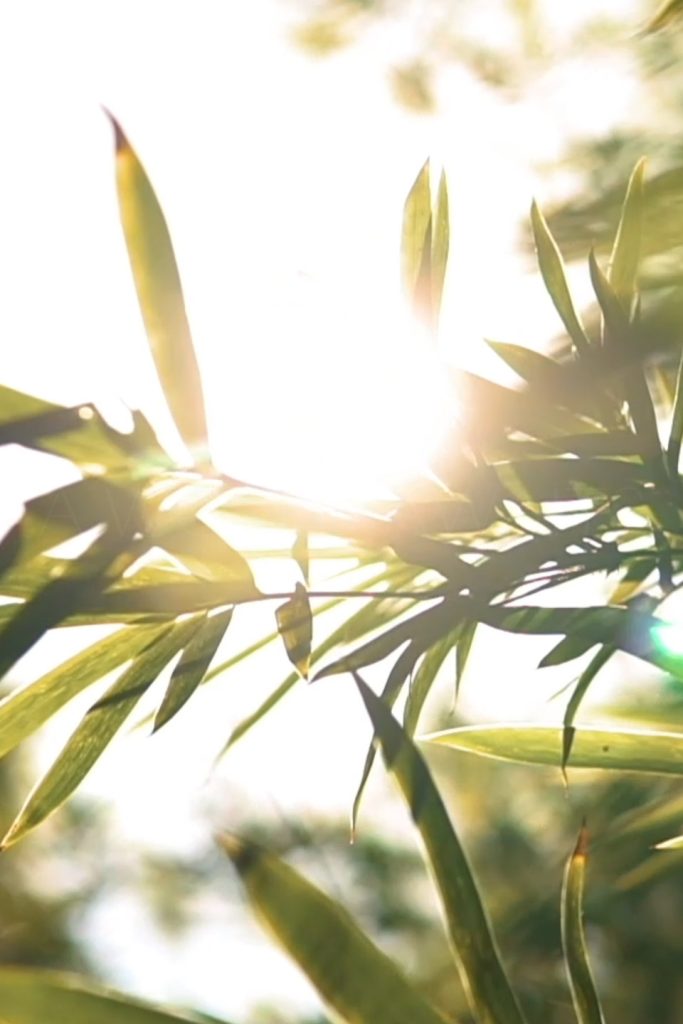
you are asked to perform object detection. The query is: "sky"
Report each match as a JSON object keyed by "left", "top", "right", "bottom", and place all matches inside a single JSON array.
[{"left": 0, "top": 0, "right": 657, "bottom": 1020}]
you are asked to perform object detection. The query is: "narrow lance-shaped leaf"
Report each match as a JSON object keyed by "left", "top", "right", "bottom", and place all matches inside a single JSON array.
[
  {"left": 354, "top": 674, "right": 528, "bottom": 1024},
  {"left": 107, "top": 112, "right": 209, "bottom": 464},
  {"left": 609, "top": 158, "right": 646, "bottom": 312},
  {"left": 404, "top": 631, "right": 458, "bottom": 737},
  {"left": 402, "top": 159, "right": 433, "bottom": 326},
  {"left": 218, "top": 834, "right": 450, "bottom": 1024},
  {"left": 0, "top": 967, "right": 230, "bottom": 1024},
  {"left": 455, "top": 620, "right": 476, "bottom": 701},
  {"left": 0, "top": 623, "right": 163, "bottom": 760},
  {"left": 530, "top": 199, "right": 590, "bottom": 356},
  {"left": 561, "top": 826, "right": 606, "bottom": 1024},
  {"left": 276, "top": 582, "right": 312, "bottom": 679},
  {"left": 1, "top": 617, "right": 200, "bottom": 848},
  {"left": 562, "top": 645, "right": 616, "bottom": 776},
  {"left": 153, "top": 608, "right": 233, "bottom": 731},
  {"left": 425, "top": 723, "right": 683, "bottom": 776},
  {"left": 430, "top": 169, "right": 449, "bottom": 328},
  {"left": 643, "top": 0, "right": 683, "bottom": 33}
]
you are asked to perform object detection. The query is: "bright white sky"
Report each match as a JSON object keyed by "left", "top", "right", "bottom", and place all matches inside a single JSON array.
[{"left": 0, "top": 0, "right": 655, "bottom": 1020}]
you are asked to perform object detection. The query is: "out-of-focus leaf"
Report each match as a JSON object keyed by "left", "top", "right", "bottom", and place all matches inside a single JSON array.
[
  {"left": 455, "top": 619, "right": 476, "bottom": 700},
  {"left": 562, "top": 645, "right": 616, "bottom": 774},
  {"left": 159, "top": 519, "right": 256, "bottom": 585},
  {"left": 0, "top": 967, "right": 228, "bottom": 1024},
  {"left": 275, "top": 582, "right": 312, "bottom": 679},
  {"left": 654, "top": 833, "right": 683, "bottom": 849},
  {"left": 538, "top": 634, "right": 597, "bottom": 669},
  {"left": 608, "top": 555, "right": 656, "bottom": 605},
  {"left": 64, "top": 578, "right": 261, "bottom": 620},
  {"left": 561, "top": 826, "right": 605, "bottom": 1024},
  {"left": 108, "top": 113, "right": 209, "bottom": 463},
  {"left": 1, "top": 617, "right": 199, "bottom": 847},
  {"left": 643, "top": 0, "right": 683, "bottom": 33},
  {"left": 0, "top": 623, "right": 163, "bottom": 759},
  {"left": 354, "top": 675, "right": 527, "bottom": 1024},
  {"left": 530, "top": 200, "right": 590, "bottom": 356},
  {"left": 219, "top": 834, "right": 450, "bottom": 1024},
  {"left": 425, "top": 723, "right": 683, "bottom": 775},
  {"left": 609, "top": 158, "right": 646, "bottom": 312},
  {"left": 292, "top": 530, "right": 309, "bottom": 583},
  {"left": 153, "top": 608, "right": 233, "bottom": 731}
]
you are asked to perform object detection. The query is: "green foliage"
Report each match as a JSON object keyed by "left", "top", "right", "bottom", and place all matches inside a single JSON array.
[{"left": 3, "top": 114, "right": 683, "bottom": 1022}]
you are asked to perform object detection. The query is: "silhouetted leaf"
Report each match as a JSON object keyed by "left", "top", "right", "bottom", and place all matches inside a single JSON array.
[
  {"left": 275, "top": 583, "right": 312, "bottom": 678},
  {"left": 531, "top": 200, "right": 590, "bottom": 356}
]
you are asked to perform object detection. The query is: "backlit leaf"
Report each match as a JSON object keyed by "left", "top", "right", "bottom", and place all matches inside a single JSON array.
[
  {"left": 531, "top": 200, "right": 590, "bottom": 356},
  {"left": 276, "top": 582, "right": 312, "bottom": 678},
  {"left": 219, "top": 834, "right": 450, "bottom": 1024},
  {"left": 561, "top": 827, "right": 605, "bottom": 1024}
]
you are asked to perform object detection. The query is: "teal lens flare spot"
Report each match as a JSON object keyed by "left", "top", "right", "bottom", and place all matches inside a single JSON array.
[{"left": 651, "top": 623, "right": 683, "bottom": 659}]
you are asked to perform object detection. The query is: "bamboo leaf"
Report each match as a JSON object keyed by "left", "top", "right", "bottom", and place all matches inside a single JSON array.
[
  {"left": 354, "top": 674, "right": 527, "bottom": 1024},
  {"left": 219, "top": 834, "right": 450, "bottom": 1024},
  {"left": 404, "top": 632, "right": 457, "bottom": 737},
  {"left": 1, "top": 618, "right": 199, "bottom": 847},
  {"left": 153, "top": 608, "right": 233, "bottom": 731},
  {"left": 643, "top": 0, "right": 683, "bottom": 33},
  {"left": 159, "top": 519, "right": 256, "bottom": 586},
  {"left": 455, "top": 620, "right": 476, "bottom": 700},
  {"left": 431, "top": 170, "right": 449, "bottom": 325},
  {"left": 0, "top": 623, "right": 163, "bottom": 759},
  {"left": 425, "top": 723, "right": 683, "bottom": 775},
  {"left": 107, "top": 112, "right": 209, "bottom": 463},
  {"left": 530, "top": 200, "right": 590, "bottom": 356},
  {"left": 562, "top": 645, "right": 616, "bottom": 774},
  {"left": 609, "top": 158, "right": 646, "bottom": 311},
  {"left": 0, "top": 967, "right": 228, "bottom": 1024},
  {"left": 402, "top": 159, "right": 433, "bottom": 325},
  {"left": 538, "top": 634, "right": 597, "bottom": 669},
  {"left": 561, "top": 826, "right": 606, "bottom": 1024},
  {"left": 276, "top": 583, "right": 312, "bottom": 678}
]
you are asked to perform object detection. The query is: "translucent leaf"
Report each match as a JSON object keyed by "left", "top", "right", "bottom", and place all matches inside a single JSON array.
[
  {"left": 530, "top": 200, "right": 590, "bottom": 356},
  {"left": 108, "top": 113, "right": 209, "bottom": 463},
  {"left": 430, "top": 170, "right": 449, "bottom": 325},
  {"left": 561, "top": 645, "right": 616, "bottom": 774},
  {"left": 609, "top": 158, "right": 646, "bottom": 311},
  {"left": 425, "top": 723, "right": 683, "bottom": 775},
  {"left": 219, "top": 834, "right": 449, "bottom": 1024},
  {"left": 154, "top": 608, "right": 233, "bottom": 731},
  {"left": 354, "top": 675, "right": 527, "bottom": 1024},
  {"left": 643, "top": 0, "right": 683, "bottom": 33},
  {"left": 561, "top": 827, "right": 605, "bottom": 1024},
  {"left": 1, "top": 617, "right": 199, "bottom": 847},
  {"left": 275, "top": 582, "right": 312, "bottom": 678},
  {"left": 401, "top": 159, "right": 432, "bottom": 317}
]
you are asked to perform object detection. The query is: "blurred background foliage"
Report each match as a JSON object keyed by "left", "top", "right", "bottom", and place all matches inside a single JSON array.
[{"left": 5, "top": 2, "right": 683, "bottom": 1023}]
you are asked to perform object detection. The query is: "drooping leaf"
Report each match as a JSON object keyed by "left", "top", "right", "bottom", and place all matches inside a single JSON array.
[
  {"left": 108, "top": 112, "right": 209, "bottom": 463},
  {"left": 153, "top": 608, "right": 233, "bottom": 731},
  {"left": 455, "top": 619, "right": 476, "bottom": 700},
  {"left": 425, "top": 723, "right": 683, "bottom": 776},
  {"left": 0, "top": 623, "right": 163, "bottom": 759},
  {"left": 354, "top": 675, "right": 527, "bottom": 1024},
  {"left": 0, "top": 968, "right": 228, "bottom": 1024},
  {"left": 1, "top": 617, "right": 199, "bottom": 847},
  {"left": 275, "top": 582, "right": 312, "bottom": 678},
  {"left": 404, "top": 631, "right": 458, "bottom": 736},
  {"left": 562, "top": 645, "right": 616, "bottom": 774},
  {"left": 561, "top": 826, "right": 606, "bottom": 1024},
  {"left": 219, "top": 834, "right": 450, "bottom": 1024},
  {"left": 538, "top": 634, "right": 598, "bottom": 669},
  {"left": 530, "top": 200, "right": 590, "bottom": 356}
]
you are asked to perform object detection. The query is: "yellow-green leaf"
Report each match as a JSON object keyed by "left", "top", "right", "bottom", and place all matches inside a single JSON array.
[
  {"left": 275, "top": 582, "right": 312, "bottom": 678},
  {"left": 561, "top": 827, "right": 605, "bottom": 1024},
  {"left": 154, "top": 608, "right": 232, "bottom": 731},
  {"left": 108, "top": 112, "right": 209, "bottom": 464},
  {"left": 219, "top": 834, "right": 450, "bottom": 1024},
  {"left": 531, "top": 199, "right": 590, "bottom": 356}
]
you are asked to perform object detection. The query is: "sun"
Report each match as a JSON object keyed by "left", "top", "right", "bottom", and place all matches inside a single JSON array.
[{"left": 203, "top": 273, "right": 454, "bottom": 507}]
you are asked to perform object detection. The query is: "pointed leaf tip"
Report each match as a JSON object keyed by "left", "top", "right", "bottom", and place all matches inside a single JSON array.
[{"left": 103, "top": 107, "right": 127, "bottom": 153}]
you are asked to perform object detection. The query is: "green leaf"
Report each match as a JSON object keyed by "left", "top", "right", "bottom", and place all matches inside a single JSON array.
[
  {"left": 538, "top": 634, "right": 597, "bottom": 669},
  {"left": 530, "top": 200, "right": 590, "bottom": 356},
  {"left": 425, "top": 723, "right": 683, "bottom": 775},
  {"left": 354, "top": 675, "right": 527, "bottom": 1024},
  {"left": 561, "top": 827, "right": 606, "bottom": 1024},
  {"left": 159, "top": 519, "right": 257, "bottom": 585},
  {"left": 153, "top": 608, "right": 233, "bottom": 731},
  {"left": 404, "top": 632, "right": 458, "bottom": 736},
  {"left": 402, "top": 159, "right": 432, "bottom": 324},
  {"left": 0, "top": 968, "right": 228, "bottom": 1024},
  {"left": 275, "top": 583, "right": 313, "bottom": 679},
  {"left": 219, "top": 834, "right": 450, "bottom": 1024},
  {"left": 609, "top": 158, "right": 646, "bottom": 312},
  {"left": 562, "top": 645, "right": 616, "bottom": 774},
  {"left": 455, "top": 619, "right": 476, "bottom": 700},
  {"left": 431, "top": 170, "right": 449, "bottom": 325},
  {"left": 108, "top": 113, "right": 209, "bottom": 463},
  {"left": 1, "top": 617, "right": 199, "bottom": 847},
  {"left": 0, "top": 623, "right": 163, "bottom": 759},
  {"left": 63, "top": 578, "right": 261, "bottom": 621}
]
